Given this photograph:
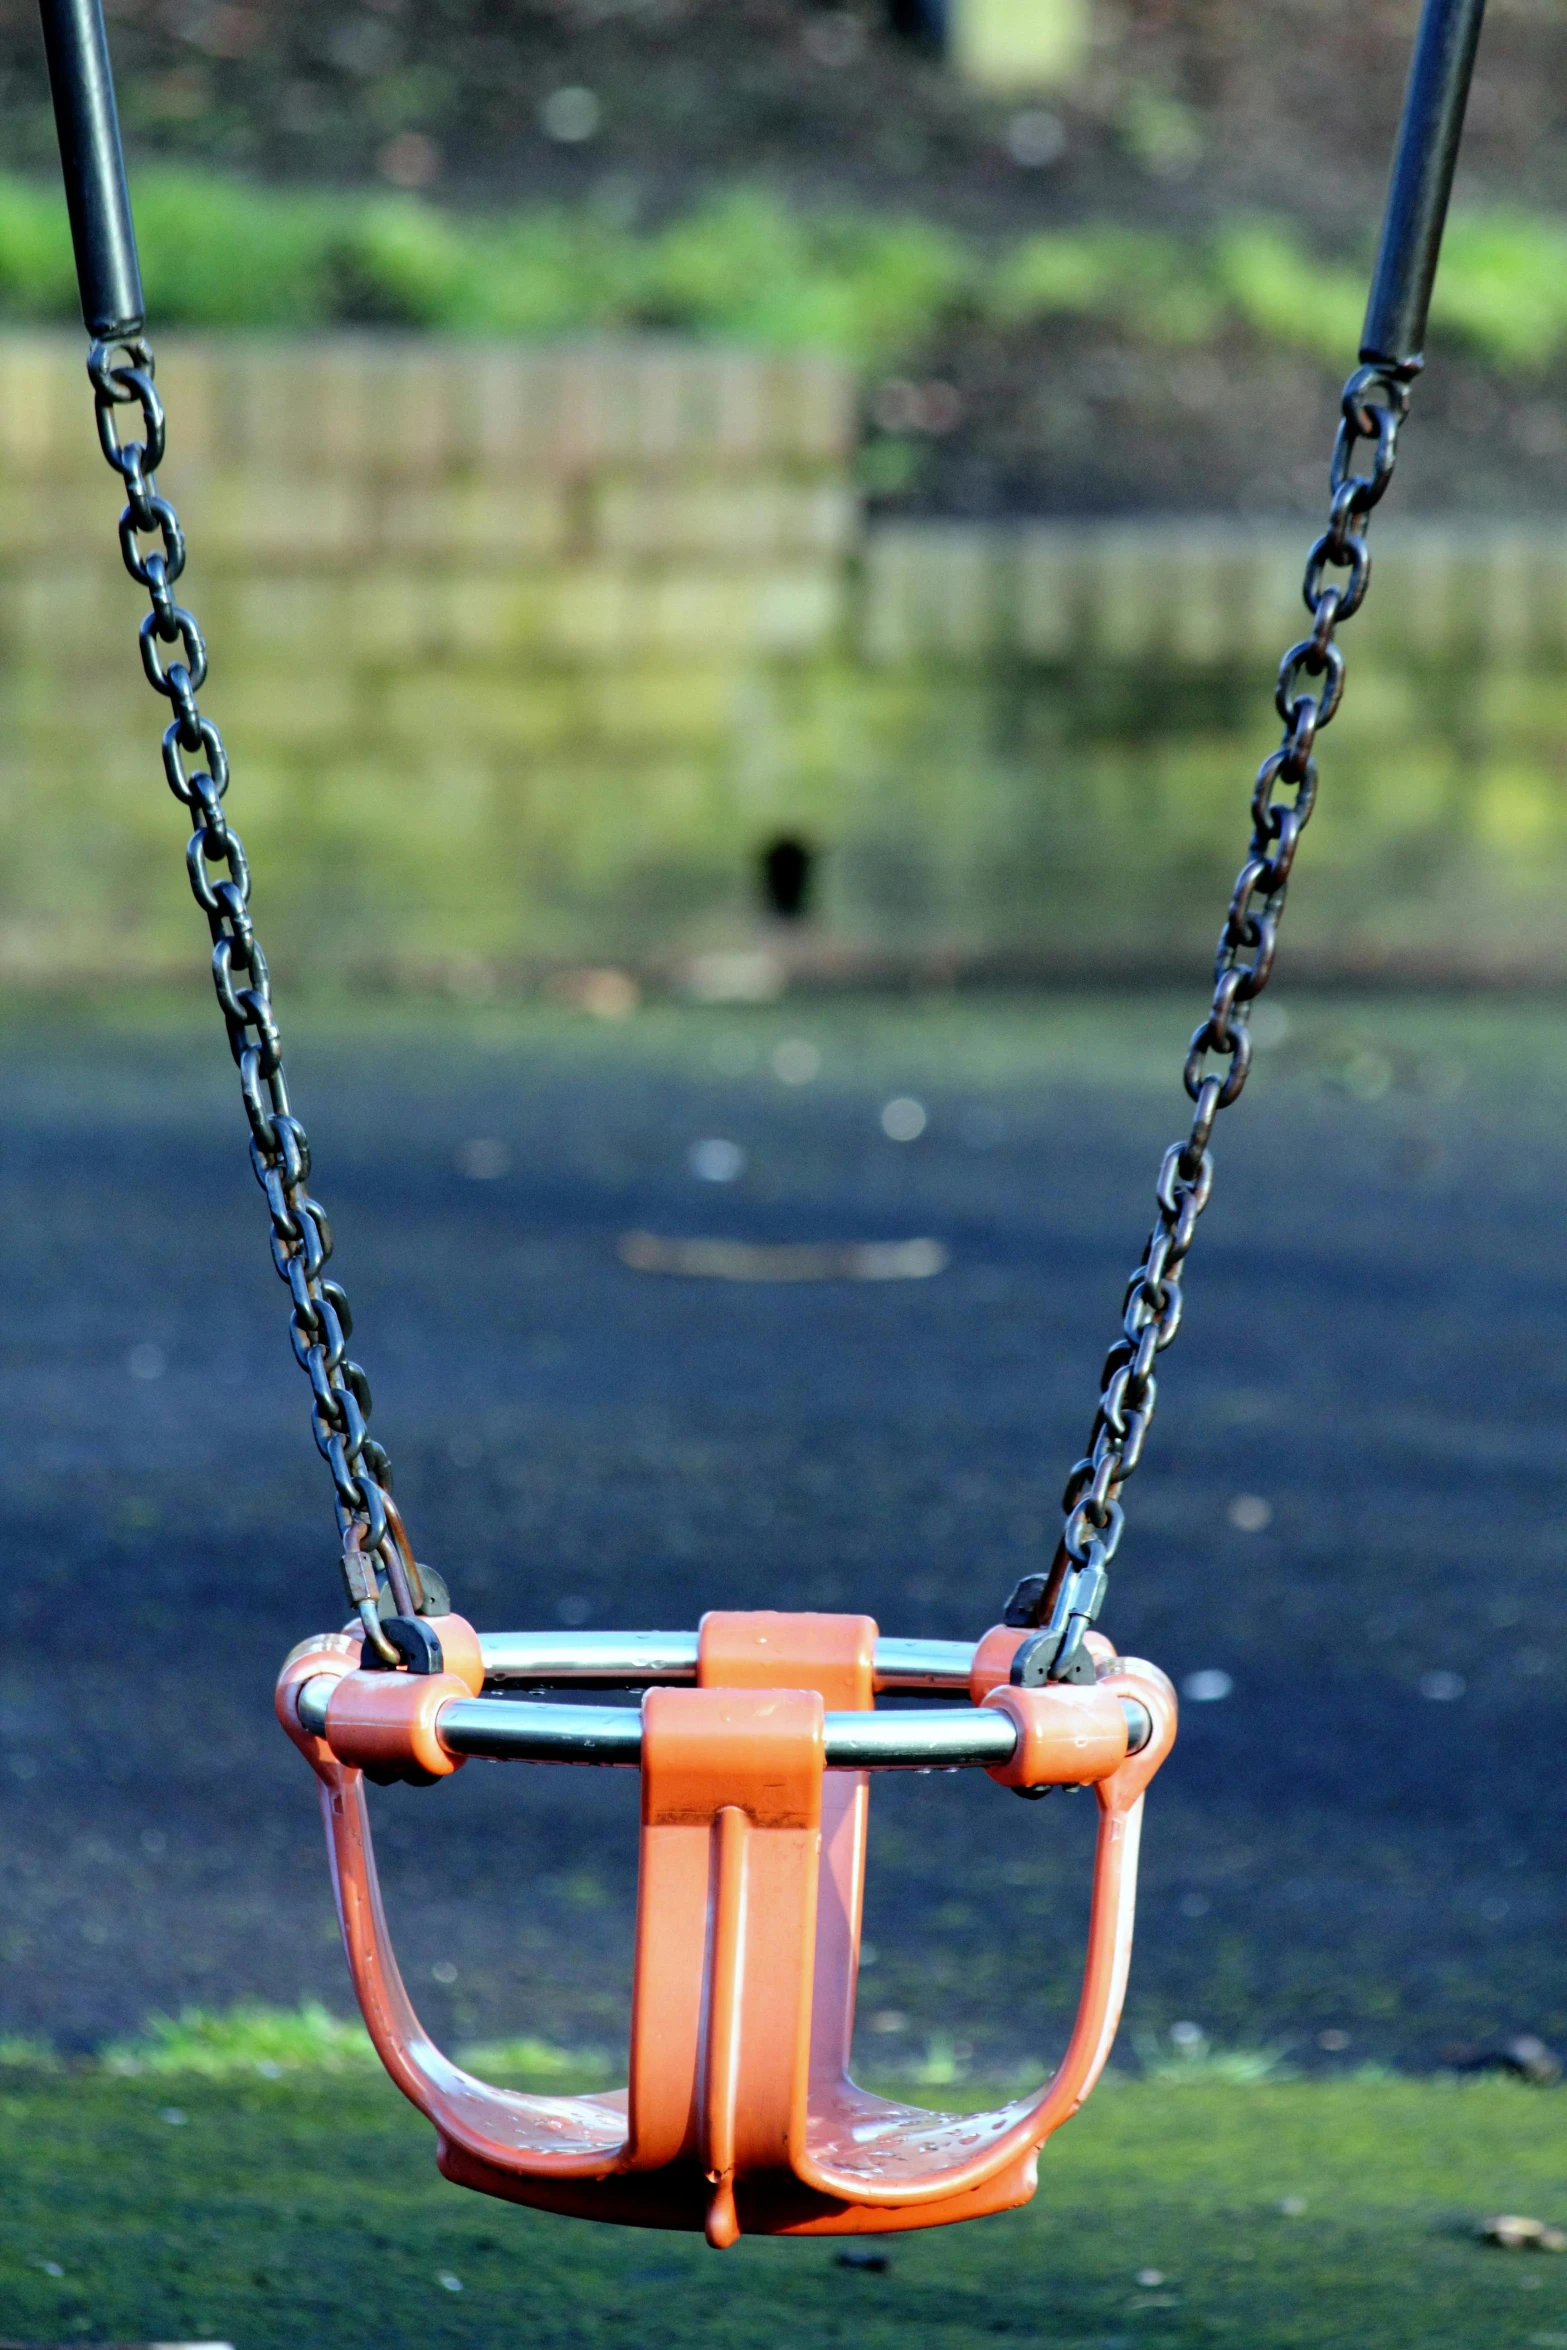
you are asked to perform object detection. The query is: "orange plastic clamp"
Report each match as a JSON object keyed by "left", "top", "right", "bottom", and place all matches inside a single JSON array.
[
  {"left": 979, "top": 1680, "right": 1128, "bottom": 1789},
  {"left": 968, "top": 1622, "right": 1119, "bottom": 1702},
  {"left": 700, "top": 1608, "right": 876, "bottom": 1710},
  {"left": 968, "top": 1623, "right": 1028, "bottom": 1700},
  {"left": 276, "top": 1631, "right": 359, "bottom": 1774},
  {"left": 421, "top": 1614, "right": 485, "bottom": 1694},
  {"left": 325, "top": 1668, "right": 474, "bottom": 1782},
  {"left": 278, "top": 1614, "right": 484, "bottom": 1784}
]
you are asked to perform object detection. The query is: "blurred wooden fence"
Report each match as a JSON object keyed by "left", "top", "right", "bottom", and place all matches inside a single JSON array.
[
  {"left": 0, "top": 336, "right": 855, "bottom": 658},
  {"left": 0, "top": 333, "right": 1565, "bottom": 985},
  {"left": 862, "top": 521, "right": 1567, "bottom": 670}
]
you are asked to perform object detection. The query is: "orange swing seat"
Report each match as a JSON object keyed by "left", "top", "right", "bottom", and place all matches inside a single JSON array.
[{"left": 278, "top": 1609, "right": 1175, "bottom": 2247}]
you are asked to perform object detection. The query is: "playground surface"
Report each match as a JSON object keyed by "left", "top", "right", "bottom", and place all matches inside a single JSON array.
[
  {"left": 2, "top": 988, "right": 1565, "bottom": 2076},
  {"left": 3, "top": 2066, "right": 1566, "bottom": 2349}
]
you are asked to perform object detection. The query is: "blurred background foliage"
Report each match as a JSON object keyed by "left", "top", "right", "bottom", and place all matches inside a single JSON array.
[
  {"left": 3, "top": 172, "right": 1567, "bottom": 375},
  {"left": 0, "top": 0, "right": 1564, "bottom": 513}
]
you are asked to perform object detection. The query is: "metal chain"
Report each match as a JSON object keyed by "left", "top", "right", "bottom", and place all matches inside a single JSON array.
[
  {"left": 82, "top": 330, "right": 1410, "bottom": 1669},
  {"left": 1006, "top": 360, "right": 1418, "bottom": 1681},
  {"left": 86, "top": 335, "right": 417, "bottom": 1651}
]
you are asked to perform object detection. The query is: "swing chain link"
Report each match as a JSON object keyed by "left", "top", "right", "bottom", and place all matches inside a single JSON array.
[
  {"left": 1005, "top": 361, "right": 1418, "bottom": 1680},
  {"left": 85, "top": 336, "right": 417, "bottom": 1648}
]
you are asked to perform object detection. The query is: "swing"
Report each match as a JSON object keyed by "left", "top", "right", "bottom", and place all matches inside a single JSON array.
[{"left": 35, "top": 0, "right": 1485, "bottom": 2248}]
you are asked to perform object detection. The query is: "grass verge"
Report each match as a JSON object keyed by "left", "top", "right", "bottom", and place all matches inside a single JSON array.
[{"left": 2, "top": 2064, "right": 1566, "bottom": 2348}]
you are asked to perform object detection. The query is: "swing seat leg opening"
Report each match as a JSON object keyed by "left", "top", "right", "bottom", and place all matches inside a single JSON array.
[{"left": 277, "top": 1611, "right": 1175, "bottom": 2243}]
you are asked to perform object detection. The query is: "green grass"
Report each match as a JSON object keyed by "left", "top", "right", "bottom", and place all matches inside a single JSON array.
[
  {"left": 99, "top": 1998, "right": 383, "bottom": 2078},
  {"left": 95, "top": 1999, "right": 618, "bottom": 2090},
  {"left": 2, "top": 169, "right": 1567, "bottom": 370},
  {"left": 3, "top": 2057, "right": 1567, "bottom": 2347}
]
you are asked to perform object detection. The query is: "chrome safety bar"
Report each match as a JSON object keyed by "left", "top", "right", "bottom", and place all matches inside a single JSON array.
[
  {"left": 294, "top": 1676, "right": 1152, "bottom": 1772},
  {"left": 476, "top": 1630, "right": 979, "bottom": 1692}
]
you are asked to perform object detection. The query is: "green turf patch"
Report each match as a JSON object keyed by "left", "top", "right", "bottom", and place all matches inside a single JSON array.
[
  {"left": 93, "top": 2002, "right": 617, "bottom": 2093},
  {"left": 99, "top": 1999, "right": 380, "bottom": 2079},
  {"left": 3, "top": 2068, "right": 1566, "bottom": 2348}
]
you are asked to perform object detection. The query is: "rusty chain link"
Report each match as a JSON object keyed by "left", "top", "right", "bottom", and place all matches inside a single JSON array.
[
  {"left": 87, "top": 335, "right": 419, "bottom": 1655},
  {"left": 1005, "top": 360, "right": 1419, "bottom": 1683}
]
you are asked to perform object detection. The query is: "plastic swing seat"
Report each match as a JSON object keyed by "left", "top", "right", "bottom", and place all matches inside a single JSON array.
[{"left": 278, "top": 1609, "right": 1175, "bottom": 2246}]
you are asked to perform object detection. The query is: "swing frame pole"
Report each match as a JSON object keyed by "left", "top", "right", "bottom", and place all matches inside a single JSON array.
[
  {"left": 1361, "top": 0, "right": 1488, "bottom": 372},
  {"left": 35, "top": 0, "right": 143, "bottom": 341}
]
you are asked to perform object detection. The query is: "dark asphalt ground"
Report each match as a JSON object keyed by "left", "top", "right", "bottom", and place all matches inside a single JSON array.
[{"left": 3, "top": 989, "right": 1564, "bottom": 2076}]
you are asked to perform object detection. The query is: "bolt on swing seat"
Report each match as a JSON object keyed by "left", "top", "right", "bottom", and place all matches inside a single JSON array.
[{"left": 277, "top": 1609, "right": 1175, "bottom": 2245}]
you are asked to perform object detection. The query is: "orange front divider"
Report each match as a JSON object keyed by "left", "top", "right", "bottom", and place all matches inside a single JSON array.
[
  {"left": 628, "top": 1683, "right": 826, "bottom": 2246},
  {"left": 276, "top": 1609, "right": 1175, "bottom": 2243},
  {"left": 699, "top": 1610, "right": 875, "bottom": 2107}
]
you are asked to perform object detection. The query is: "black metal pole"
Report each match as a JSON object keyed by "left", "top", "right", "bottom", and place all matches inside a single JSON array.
[
  {"left": 36, "top": 0, "right": 143, "bottom": 340},
  {"left": 1360, "top": 0, "right": 1487, "bottom": 370}
]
